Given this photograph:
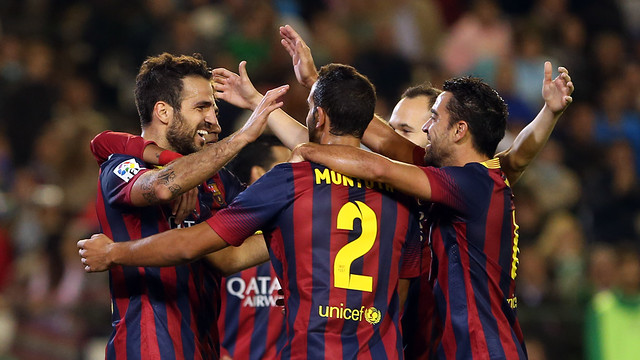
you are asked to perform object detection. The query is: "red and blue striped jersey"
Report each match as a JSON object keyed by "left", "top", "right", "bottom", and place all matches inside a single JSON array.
[
  {"left": 421, "top": 158, "right": 526, "bottom": 359},
  {"left": 401, "top": 145, "right": 439, "bottom": 359},
  {"left": 96, "top": 154, "right": 242, "bottom": 360},
  {"left": 206, "top": 161, "right": 420, "bottom": 360},
  {"left": 219, "top": 263, "right": 287, "bottom": 360}
]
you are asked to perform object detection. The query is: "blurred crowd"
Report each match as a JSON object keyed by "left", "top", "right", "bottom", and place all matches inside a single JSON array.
[{"left": 0, "top": 0, "right": 638, "bottom": 359}]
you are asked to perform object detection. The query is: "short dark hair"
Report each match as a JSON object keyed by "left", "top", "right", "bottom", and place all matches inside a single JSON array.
[
  {"left": 442, "top": 77, "right": 507, "bottom": 158},
  {"left": 401, "top": 83, "right": 442, "bottom": 104},
  {"left": 313, "top": 64, "right": 376, "bottom": 138},
  {"left": 135, "top": 53, "right": 212, "bottom": 127},
  {"left": 226, "top": 134, "right": 285, "bottom": 185}
]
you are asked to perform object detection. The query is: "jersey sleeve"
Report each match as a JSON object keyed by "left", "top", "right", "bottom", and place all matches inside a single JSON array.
[
  {"left": 90, "top": 131, "right": 156, "bottom": 166},
  {"left": 420, "top": 165, "right": 467, "bottom": 213},
  {"left": 412, "top": 145, "right": 427, "bottom": 166},
  {"left": 399, "top": 200, "right": 422, "bottom": 279},
  {"left": 205, "top": 163, "right": 294, "bottom": 246},
  {"left": 100, "top": 154, "right": 151, "bottom": 206}
]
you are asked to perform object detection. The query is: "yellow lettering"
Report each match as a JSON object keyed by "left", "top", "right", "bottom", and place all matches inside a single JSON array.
[
  {"left": 343, "top": 308, "right": 352, "bottom": 320},
  {"left": 510, "top": 211, "right": 520, "bottom": 280},
  {"left": 330, "top": 171, "right": 342, "bottom": 185},
  {"left": 319, "top": 305, "right": 328, "bottom": 317},
  {"left": 315, "top": 168, "right": 331, "bottom": 185},
  {"left": 342, "top": 174, "right": 354, "bottom": 187}
]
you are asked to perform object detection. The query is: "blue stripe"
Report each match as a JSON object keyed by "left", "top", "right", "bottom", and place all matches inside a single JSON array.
[
  {"left": 221, "top": 275, "right": 240, "bottom": 357},
  {"left": 438, "top": 221, "right": 471, "bottom": 360},
  {"left": 140, "top": 206, "right": 177, "bottom": 360},
  {"left": 278, "top": 183, "right": 298, "bottom": 360},
  {"left": 176, "top": 264, "right": 194, "bottom": 360},
  {"left": 467, "top": 176, "right": 507, "bottom": 359},
  {"left": 123, "top": 266, "right": 143, "bottom": 359},
  {"left": 100, "top": 180, "right": 144, "bottom": 359},
  {"left": 249, "top": 263, "right": 273, "bottom": 360}
]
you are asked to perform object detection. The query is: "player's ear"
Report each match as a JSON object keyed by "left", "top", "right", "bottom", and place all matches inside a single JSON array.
[
  {"left": 315, "top": 106, "right": 327, "bottom": 129},
  {"left": 250, "top": 165, "right": 267, "bottom": 184},
  {"left": 154, "top": 101, "right": 173, "bottom": 125},
  {"left": 453, "top": 121, "right": 468, "bottom": 141}
]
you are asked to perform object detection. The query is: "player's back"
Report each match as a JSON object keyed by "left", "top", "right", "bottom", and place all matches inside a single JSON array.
[{"left": 267, "top": 162, "right": 420, "bottom": 359}]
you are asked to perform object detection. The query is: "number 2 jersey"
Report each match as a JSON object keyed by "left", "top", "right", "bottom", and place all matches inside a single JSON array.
[{"left": 206, "top": 161, "right": 421, "bottom": 360}]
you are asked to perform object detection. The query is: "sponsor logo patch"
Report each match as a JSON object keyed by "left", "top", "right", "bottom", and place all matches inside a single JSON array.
[{"left": 114, "top": 159, "right": 141, "bottom": 182}]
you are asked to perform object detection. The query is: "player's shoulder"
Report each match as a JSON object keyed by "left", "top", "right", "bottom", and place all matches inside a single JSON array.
[{"left": 101, "top": 154, "right": 147, "bottom": 182}]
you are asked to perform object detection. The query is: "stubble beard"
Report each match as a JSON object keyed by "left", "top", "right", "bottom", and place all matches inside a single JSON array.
[{"left": 166, "top": 111, "right": 200, "bottom": 155}]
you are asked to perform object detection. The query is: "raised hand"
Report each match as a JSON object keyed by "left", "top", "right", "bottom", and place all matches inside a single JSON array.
[
  {"left": 237, "top": 85, "right": 290, "bottom": 143},
  {"left": 542, "top": 61, "right": 574, "bottom": 115},
  {"left": 279, "top": 24, "right": 318, "bottom": 89},
  {"left": 78, "top": 234, "right": 116, "bottom": 272},
  {"left": 212, "top": 61, "right": 263, "bottom": 110}
]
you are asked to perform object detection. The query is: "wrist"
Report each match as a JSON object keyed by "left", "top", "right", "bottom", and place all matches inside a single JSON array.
[
  {"left": 304, "top": 74, "right": 318, "bottom": 89},
  {"left": 249, "top": 93, "right": 264, "bottom": 110},
  {"left": 106, "top": 242, "right": 119, "bottom": 267}
]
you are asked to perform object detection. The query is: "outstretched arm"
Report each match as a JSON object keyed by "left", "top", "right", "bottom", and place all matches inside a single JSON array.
[
  {"left": 292, "top": 143, "right": 432, "bottom": 200},
  {"left": 78, "top": 223, "right": 228, "bottom": 270},
  {"left": 78, "top": 226, "right": 270, "bottom": 275},
  {"left": 213, "top": 63, "right": 307, "bottom": 150},
  {"left": 498, "top": 61, "right": 574, "bottom": 184},
  {"left": 361, "top": 115, "right": 418, "bottom": 164},
  {"left": 127, "top": 85, "right": 288, "bottom": 207}
]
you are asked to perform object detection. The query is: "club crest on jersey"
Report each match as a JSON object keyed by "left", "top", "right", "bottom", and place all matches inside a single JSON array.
[
  {"left": 114, "top": 159, "right": 141, "bottom": 182},
  {"left": 207, "top": 183, "right": 226, "bottom": 206}
]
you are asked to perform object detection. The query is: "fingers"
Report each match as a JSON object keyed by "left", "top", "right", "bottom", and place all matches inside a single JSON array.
[
  {"left": 211, "top": 67, "right": 235, "bottom": 78},
  {"left": 238, "top": 60, "right": 248, "bottom": 80},
  {"left": 77, "top": 239, "right": 86, "bottom": 249},
  {"left": 544, "top": 61, "right": 552, "bottom": 83}
]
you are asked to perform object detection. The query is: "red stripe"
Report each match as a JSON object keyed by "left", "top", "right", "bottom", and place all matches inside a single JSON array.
[{"left": 264, "top": 267, "right": 285, "bottom": 358}]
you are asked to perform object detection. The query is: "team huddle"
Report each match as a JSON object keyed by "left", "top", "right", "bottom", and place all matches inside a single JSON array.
[{"left": 77, "top": 25, "right": 574, "bottom": 359}]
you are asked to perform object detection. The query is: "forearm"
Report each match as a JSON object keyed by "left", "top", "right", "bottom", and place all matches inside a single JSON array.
[
  {"left": 131, "top": 131, "right": 250, "bottom": 205},
  {"left": 362, "top": 115, "right": 415, "bottom": 163},
  {"left": 110, "top": 223, "right": 228, "bottom": 267},
  {"left": 267, "top": 109, "right": 309, "bottom": 150},
  {"left": 297, "top": 143, "right": 432, "bottom": 200},
  {"left": 500, "top": 104, "right": 560, "bottom": 184},
  {"left": 206, "top": 234, "right": 269, "bottom": 276}
]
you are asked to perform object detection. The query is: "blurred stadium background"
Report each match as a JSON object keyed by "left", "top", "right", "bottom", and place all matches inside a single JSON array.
[{"left": 0, "top": 0, "right": 638, "bottom": 359}]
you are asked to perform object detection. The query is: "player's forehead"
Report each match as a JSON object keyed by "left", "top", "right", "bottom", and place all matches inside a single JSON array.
[
  {"left": 180, "top": 75, "right": 214, "bottom": 104},
  {"left": 431, "top": 92, "right": 452, "bottom": 115}
]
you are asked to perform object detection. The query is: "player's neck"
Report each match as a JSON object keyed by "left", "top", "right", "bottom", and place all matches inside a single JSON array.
[
  {"left": 141, "top": 126, "right": 173, "bottom": 153},
  {"left": 321, "top": 133, "right": 360, "bottom": 148}
]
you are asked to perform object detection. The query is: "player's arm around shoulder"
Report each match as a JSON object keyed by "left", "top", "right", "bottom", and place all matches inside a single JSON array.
[{"left": 293, "top": 142, "right": 433, "bottom": 200}]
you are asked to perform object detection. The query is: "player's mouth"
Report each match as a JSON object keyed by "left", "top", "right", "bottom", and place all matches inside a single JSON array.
[{"left": 197, "top": 130, "right": 218, "bottom": 144}]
